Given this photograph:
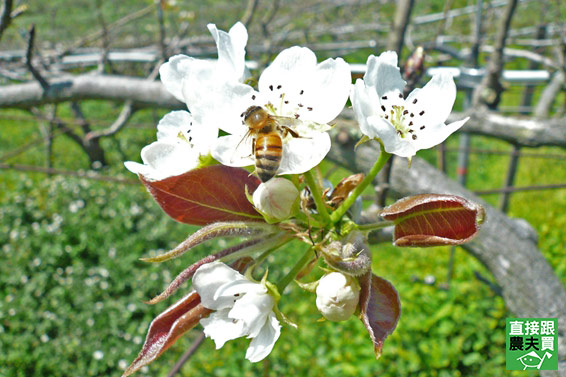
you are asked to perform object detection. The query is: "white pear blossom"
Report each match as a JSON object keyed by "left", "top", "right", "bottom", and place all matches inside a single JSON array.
[
  {"left": 315, "top": 272, "right": 360, "bottom": 322},
  {"left": 183, "top": 46, "right": 351, "bottom": 176},
  {"left": 351, "top": 51, "right": 469, "bottom": 158},
  {"left": 159, "top": 22, "right": 248, "bottom": 102},
  {"left": 192, "top": 261, "right": 281, "bottom": 363},
  {"left": 124, "top": 111, "right": 216, "bottom": 180},
  {"left": 253, "top": 178, "right": 299, "bottom": 222},
  {"left": 125, "top": 22, "right": 248, "bottom": 180}
]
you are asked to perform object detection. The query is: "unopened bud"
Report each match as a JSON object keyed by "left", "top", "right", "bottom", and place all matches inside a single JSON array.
[
  {"left": 252, "top": 178, "right": 299, "bottom": 222},
  {"left": 320, "top": 231, "right": 371, "bottom": 276},
  {"left": 316, "top": 272, "right": 360, "bottom": 321}
]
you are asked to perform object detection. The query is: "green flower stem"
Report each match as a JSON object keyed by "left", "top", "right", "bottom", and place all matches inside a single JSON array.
[
  {"left": 304, "top": 169, "right": 331, "bottom": 225},
  {"left": 253, "top": 234, "right": 293, "bottom": 267},
  {"left": 330, "top": 143, "right": 391, "bottom": 224},
  {"left": 276, "top": 247, "right": 314, "bottom": 293},
  {"left": 357, "top": 220, "right": 395, "bottom": 231}
]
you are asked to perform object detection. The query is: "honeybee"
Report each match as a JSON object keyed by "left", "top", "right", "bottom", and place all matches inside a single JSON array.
[{"left": 241, "top": 106, "right": 301, "bottom": 182}]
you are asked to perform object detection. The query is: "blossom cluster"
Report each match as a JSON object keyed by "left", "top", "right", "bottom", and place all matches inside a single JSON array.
[{"left": 122, "top": 22, "right": 479, "bottom": 376}]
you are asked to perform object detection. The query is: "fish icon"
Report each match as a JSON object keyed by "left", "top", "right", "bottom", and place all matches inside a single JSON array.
[{"left": 517, "top": 351, "right": 552, "bottom": 370}]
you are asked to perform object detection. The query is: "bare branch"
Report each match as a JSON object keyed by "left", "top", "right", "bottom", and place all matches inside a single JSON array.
[
  {"left": 387, "top": 0, "right": 415, "bottom": 55},
  {"left": 450, "top": 110, "right": 566, "bottom": 148},
  {"left": 85, "top": 100, "right": 136, "bottom": 141},
  {"left": 155, "top": 0, "right": 167, "bottom": 60},
  {"left": 59, "top": 4, "right": 154, "bottom": 57},
  {"left": 240, "top": 0, "right": 259, "bottom": 28},
  {"left": 0, "top": 74, "right": 184, "bottom": 109},
  {"left": 0, "top": 0, "right": 13, "bottom": 42},
  {"left": 25, "top": 25, "right": 49, "bottom": 90},
  {"left": 472, "top": 0, "right": 519, "bottom": 107}
]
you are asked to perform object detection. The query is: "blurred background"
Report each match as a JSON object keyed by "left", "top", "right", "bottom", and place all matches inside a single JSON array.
[{"left": 1, "top": 0, "right": 565, "bottom": 376}]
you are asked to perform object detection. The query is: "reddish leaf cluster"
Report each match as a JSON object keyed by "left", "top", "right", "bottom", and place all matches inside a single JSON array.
[
  {"left": 140, "top": 165, "right": 263, "bottom": 225},
  {"left": 358, "top": 272, "right": 401, "bottom": 358},
  {"left": 381, "top": 194, "right": 485, "bottom": 247}
]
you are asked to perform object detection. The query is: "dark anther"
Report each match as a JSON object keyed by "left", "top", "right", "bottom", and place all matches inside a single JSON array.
[
  {"left": 419, "top": 110, "right": 425, "bottom": 116},
  {"left": 413, "top": 99, "right": 418, "bottom": 104},
  {"left": 188, "top": 136, "right": 192, "bottom": 141},
  {"left": 381, "top": 105, "right": 386, "bottom": 112},
  {"left": 295, "top": 114, "right": 300, "bottom": 119},
  {"left": 410, "top": 113, "right": 414, "bottom": 117},
  {"left": 280, "top": 94, "right": 283, "bottom": 98},
  {"left": 382, "top": 95, "right": 387, "bottom": 100},
  {"left": 420, "top": 126, "right": 425, "bottom": 130},
  {"left": 403, "top": 110, "right": 408, "bottom": 115},
  {"left": 307, "top": 107, "right": 313, "bottom": 111},
  {"left": 252, "top": 95, "right": 256, "bottom": 100},
  {"left": 284, "top": 100, "right": 289, "bottom": 104},
  {"left": 277, "top": 85, "right": 282, "bottom": 89},
  {"left": 408, "top": 129, "right": 413, "bottom": 133},
  {"left": 385, "top": 115, "right": 389, "bottom": 119},
  {"left": 298, "top": 103, "right": 304, "bottom": 107},
  {"left": 269, "top": 85, "right": 274, "bottom": 91},
  {"left": 409, "top": 121, "right": 413, "bottom": 126},
  {"left": 240, "top": 112, "right": 245, "bottom": 117},
  {"left": 398, "top": 93, "right": 403, "bottom": 98},
  {"left": 412, "top": 134, "right": 417, "bottom": 140},
  {"left": 300, "top": 90, "right": 304, "bottom": 95}
]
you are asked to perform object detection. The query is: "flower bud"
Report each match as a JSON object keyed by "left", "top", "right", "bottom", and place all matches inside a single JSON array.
[
  {"left": 316, "top": 272, "right": 360, "bottom": 322},
  {"left": 252, "top": 178, "right": 299, "bottom": 222},
  {"left": 320, "top": 231, "right": 371, "bottom": 276}
]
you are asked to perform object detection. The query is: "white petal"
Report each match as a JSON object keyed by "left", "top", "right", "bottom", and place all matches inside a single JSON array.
[
  {"left": 124, "top": 140, "right": 199, "bottom": 181},
  {"left": 192, "top": 262, "right": 246, "bottom": 310},
  {"left": 351, "top": 79, "right": 380, "bottom": 138},
  {"left": 159, "top": 55, "right": 198, "bottom": 102},
  {"left": 364, "top": 52, "right": 406, "bottom": 97},
  {"left": 208, "top": 22, "right": 248, "bottom": 82},
  {"left": 211, "top": 134, "right": 255, "bottom": 168},
  {"left": 229, "top": 290, "right": 273, "bottom": 337},
  {"left": 156, "top": 110, "right": 192, "bottom": 140},
  {"left": 259, "top": 47, "right": 317, "bottom": 95},
  {"left": 155, "top": 111, "right": 217, "bottom": 156},
  {"left": 245, "top": 313, "right": 281, "bottom": 362},
  {"left": 185, "top": 80, "right": 257, "bottom": 136},
  {"left": 405, "top": 72, "right": 456, "bottom": 126},
  {"left": 414, "top": 117, "right": 469, "bottom": 150},
  {"left": 294, "top": 57, "right": 351, "bottom": 124},
  {"left": 258, "top": 47, "right": 350, "bottom": 124},
  {"left": 278, "top": 132, "right": 331, "bottom": 175},
  {"left": 200, "top": 309, "right": 247, "bottom": 349},
  {"left": 365, "top": 115, "right": 418, "bottom": 158}
]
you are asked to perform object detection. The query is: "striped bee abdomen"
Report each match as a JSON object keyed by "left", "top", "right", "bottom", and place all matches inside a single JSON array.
[{"left": 255, "top": 132, "right": 283, "bottom": 182}]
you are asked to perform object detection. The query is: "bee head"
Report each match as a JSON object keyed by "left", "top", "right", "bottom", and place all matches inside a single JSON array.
[{"left": 243, "top": 106, "right": 268, "bottom": 128}]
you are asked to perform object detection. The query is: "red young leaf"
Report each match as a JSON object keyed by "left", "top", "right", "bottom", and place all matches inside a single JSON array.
[
  {"left": 380, "top": 194, "right": 485, "bottom": 247},
  {"left": 140, "top": 165, "right": 264, "bottom": 225},
  {"left": 122, "top": 291, "right": 211, "bottom": 377},
  {"left": 358, "top": 272, "right": 401, "bottom": 359}
]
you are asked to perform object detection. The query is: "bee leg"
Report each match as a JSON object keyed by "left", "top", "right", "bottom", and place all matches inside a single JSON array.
[{"left": 281, "top": 126, "right": 300, "bottom": 138}]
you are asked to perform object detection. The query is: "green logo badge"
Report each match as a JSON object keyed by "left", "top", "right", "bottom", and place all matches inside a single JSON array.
[{"left": 506, "top": 318, "right": 558, "bottom": 371}]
